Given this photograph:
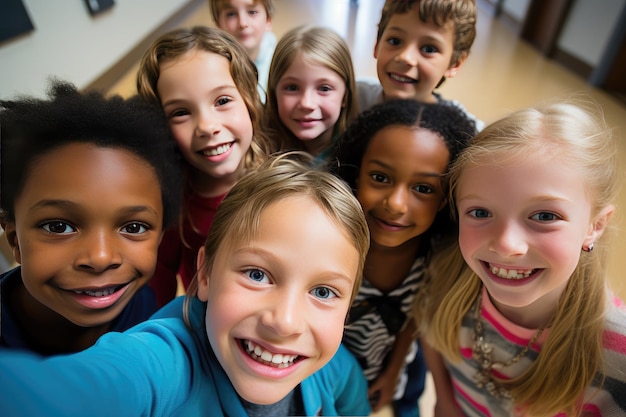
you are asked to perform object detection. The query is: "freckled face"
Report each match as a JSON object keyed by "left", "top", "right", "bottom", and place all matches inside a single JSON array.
[
  {"left": 357, "top": 126, "right": 449, "bottom": 248},
  {"left": 197, "top": 196, "right": 359, "bottom": 405},
  {"left": 8, "top": 143, "right": 163, "bottom": 327}
]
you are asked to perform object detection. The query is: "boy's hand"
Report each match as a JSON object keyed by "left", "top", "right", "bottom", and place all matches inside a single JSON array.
[{"left": 367, "top": 372, "right": 396, "bottom": 411}]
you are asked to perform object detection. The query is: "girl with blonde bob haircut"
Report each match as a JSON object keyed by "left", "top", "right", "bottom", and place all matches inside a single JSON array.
[
  {"left": 415, "top": 102, "right": 626, "bottom": 416},
  {"left": 265, "top": 25, "right": 358, "bottom": 161}
]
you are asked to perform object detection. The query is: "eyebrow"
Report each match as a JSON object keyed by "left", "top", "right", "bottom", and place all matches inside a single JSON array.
[
  {"left": 367, "top": 159, "right": 446, "bottom": 178},
  {"left": 29, "top": 199, "right": 160, "bottom": 216}
]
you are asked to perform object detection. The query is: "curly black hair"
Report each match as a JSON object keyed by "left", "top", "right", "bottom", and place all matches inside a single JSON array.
[
  {"left": 336, "top": 98, "right": 477, "bottom": 242},
  {"left": 0, "top": 80, "right": 183, "bottom": 226}
]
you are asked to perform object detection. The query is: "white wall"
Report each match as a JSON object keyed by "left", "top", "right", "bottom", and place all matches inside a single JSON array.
[
  {"left": 557, "top": 0, "right": 625, "bottom": 66},
  {"left": 1, "top": 0, "right": 192, "bottom": 99},
  {"left": 502, "top": 0, "right": 531, "bottom": 22}
]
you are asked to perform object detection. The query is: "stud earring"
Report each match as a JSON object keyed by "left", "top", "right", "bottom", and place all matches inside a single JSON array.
[{"left": 583, "top": 242, "right": 594, "bottom": 252}]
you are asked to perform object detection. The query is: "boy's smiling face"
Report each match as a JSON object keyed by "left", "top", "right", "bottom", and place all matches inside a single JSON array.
[
  {"left": 217, "top": 0, "right": 272, "bottom": 61},
  {"left": 197, "top": 195, "right": 359, "bottom": 405},
  {"left": 374, "top": 7, "right": 465, "bottom": 103},
  {"left": 6, "top": 143, "right": 163, "bottom": 328}
]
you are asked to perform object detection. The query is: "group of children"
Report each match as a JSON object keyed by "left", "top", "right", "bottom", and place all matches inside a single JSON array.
[{"left": 1, "top": 0, "right": 624, "bottom": 416}]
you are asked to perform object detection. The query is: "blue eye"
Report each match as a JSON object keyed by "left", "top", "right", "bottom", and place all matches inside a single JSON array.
[
  {"left": 530, "top": 212, "right": 559, "bottom": 222},
  {"left": 468, "top": 208, "right": 490, "bottom": 218},
  {"left": 40, "top": 221, "right": 76, "bottom": 235},
  {"left": 311, "top": 286, "right": 337, "bottom": 300},
  {"left": 245, "top": 268, "right": 269, "bottom": 283}
]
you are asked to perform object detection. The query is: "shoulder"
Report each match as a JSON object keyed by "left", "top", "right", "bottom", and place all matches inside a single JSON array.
[
  {"left": 435, "top": 95, "right": 485, "bottom": 132},
  {"left": 356, "top": 77, "right": 383, "bottom": 112}
]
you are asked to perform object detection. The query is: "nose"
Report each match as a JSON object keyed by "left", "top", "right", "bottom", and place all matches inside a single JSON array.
[
  {"left": 384, "top": 186, "right": 408, "bottom": 215},
  {"left": 260, "top": 292, "right": 305, "bottom": 337},
  {"left": 194, "top": 111, "right": 221, "bottom": 138},
  {"left": 75, "top": 230, "right": 122, "bottom": 273},
  {"left": 395, "top": 44, "right": 418, "bottom": 67},
  {"left": 488, "top": 220, "right": 528, "bottom": 257},
  {"left": 238, "top": 13, "right": 249, "bottom": 28},
  {"left": 297, "top": 90, "right": 315, "bottom": 110}
]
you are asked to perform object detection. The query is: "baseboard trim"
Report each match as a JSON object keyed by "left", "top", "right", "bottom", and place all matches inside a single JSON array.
[
  {"left": 85, "top": 0, "right": 205, "bottom": 93},
  {"left": 552, "top": 47, "right": 593, "bottom": 79}
]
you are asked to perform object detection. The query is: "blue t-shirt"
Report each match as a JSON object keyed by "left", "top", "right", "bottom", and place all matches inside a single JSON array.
[{"left": 0, "top": 296, "right": 371, "bottom": 416}]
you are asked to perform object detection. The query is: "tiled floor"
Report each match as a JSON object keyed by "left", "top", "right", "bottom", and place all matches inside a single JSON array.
[{"left": 55, "top": 0, "right": 626, "bottom": 415}]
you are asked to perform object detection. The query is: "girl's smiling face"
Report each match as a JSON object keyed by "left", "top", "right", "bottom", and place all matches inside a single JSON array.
[
  {"left": 275, "top": 53, "right": 346, "bottom": 156},
  {"left": 7, "top": 143, "right": 163, "bottom": 327},
  {"left": 455, "top": 153, "right": 611, "bottom": 327},
  {"left": 356, "top": 125, "right": 449, "bottom": 249},
  {"left": 196, "top": 195, "right": 359, "bottom": 405},
  {"left": 157, "top": 50, "right": 253, "bottom": 193}
]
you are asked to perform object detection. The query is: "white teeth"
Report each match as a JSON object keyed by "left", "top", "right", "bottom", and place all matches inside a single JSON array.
[
  {"left": 74, "top": 288, "right": 116, "bottom": 297},
  {"left": 245, "top": 340, "right": 298, "bottom": 368},
  {"left": 389, "top": 73, "right": 416, "bottom": 83},
  {"left": 203, "top": 143, "right": 231, "bottom": 156},
  {"left": 490, "top": 265, "right": 533, "bottom": 280}
]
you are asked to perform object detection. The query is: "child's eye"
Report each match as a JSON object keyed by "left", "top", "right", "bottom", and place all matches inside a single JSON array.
[
  {"left": 386, "top": 37, "right": 401, "bottom": 46},
  {"left": 318, "top": 85, "right": 332, "bottom": 93},
  {"left": 369, "top": 172, "right": 389, "bottom": 183},
  {"left": 421, "top": 45, "right": 439, "bottom": 54},
  {"left": 530, "top": 212, "right": 560, "bottom": 222},
  {"left": 40, "top": 220, "right": 76, "bottom": 235},
  {"left": 120, "top": 222, "right": 150, "bottom": 235},
  {"left": 467, "top": 208, "right": 490, "bottom": 219},
  {"left": 245, "top": 268, "right": 270, "bottom": 283},
  {"left": 283, "top": 84, "right": 299, "bottom": 92},
  {"left": 413, "top": 184, "right": 435, "bottom": 194},
  {"left": 225, "top": 11, "right": 237, "bottom": 18},
  {"left": 248, "top": 9, "right": 258, "bottom": 16},
  {"left": 167, "top": 109, "right": 190, "bottom": 119},
  {"left": 311, "top": 286, "right": 337, "bottom": 300},
  {"left": 216, "top": 96, "right": 232, "bottom": 106}
]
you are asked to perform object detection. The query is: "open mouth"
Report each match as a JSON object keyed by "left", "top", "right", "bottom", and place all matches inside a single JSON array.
[
  {"left": 389, "top": 73, "right": 417, "bottom": 84},
  {"left": 241, "top": 339, "right": 303, "bottom": 369},
  {"left": 73, "top": 284, "right": 126, "bottom": 297},
  {"left": 487, "top": 262, "right": 538, "bottom": 280},
  {"left": 201, "top": 142, "right": 232, "bottom": 157}
]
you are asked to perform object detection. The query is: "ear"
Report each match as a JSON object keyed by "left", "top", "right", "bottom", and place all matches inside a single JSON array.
[
  {"left": 444, "top": 52, "right": 468, "bottom": 79},
  {"left": 373, "top": 39, "right": 380, "bottom": 59},
  {"left": 265, "top": 17, "right": 272, "bottom": 31},
  {"left": 583, "top": 204, "right": 615, "bottom": 249},
  {"left": 196, "top": 246, "right": 210, "bottom": 302},
  {"left": 2, "top": 222, "right": 22, "bottom": 264}
]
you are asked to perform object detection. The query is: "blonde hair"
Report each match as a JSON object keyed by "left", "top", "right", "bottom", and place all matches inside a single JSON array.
[
  {"left": 209, "top": 0, "right": 275, "bottom": 23},
  {"left": 265, "top": 25, "right": 358, "bottom": 153},
  {"left": 377, "top": 0, "right": 477, "bottom": 68},
  {"left": 184, "top": 152, "right": 370, "bottom": 325},
  {"left": 136, "top": 26, "right": 275, "bottom": 169},
  {"left": 416, "top": 102, "right": 619, "bottom": 417}
]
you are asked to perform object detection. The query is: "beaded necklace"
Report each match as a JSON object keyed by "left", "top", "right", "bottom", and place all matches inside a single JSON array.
[{"left": 472, "top": 292, "right": 545, "bottom": 399}]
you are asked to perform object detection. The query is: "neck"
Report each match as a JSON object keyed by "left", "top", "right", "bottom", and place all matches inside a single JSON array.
[
  {"left": 364, "top": 238, "right": 421, "bottom": 293},
  {"left": 301, "top": 130, "right": 333, "bottom": 157},
  {"left": 189, "top": 167, "right": 241, "bottom": 197},
  {"left": 10, "top": 282, "right": 111, "bottom": 355}
]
